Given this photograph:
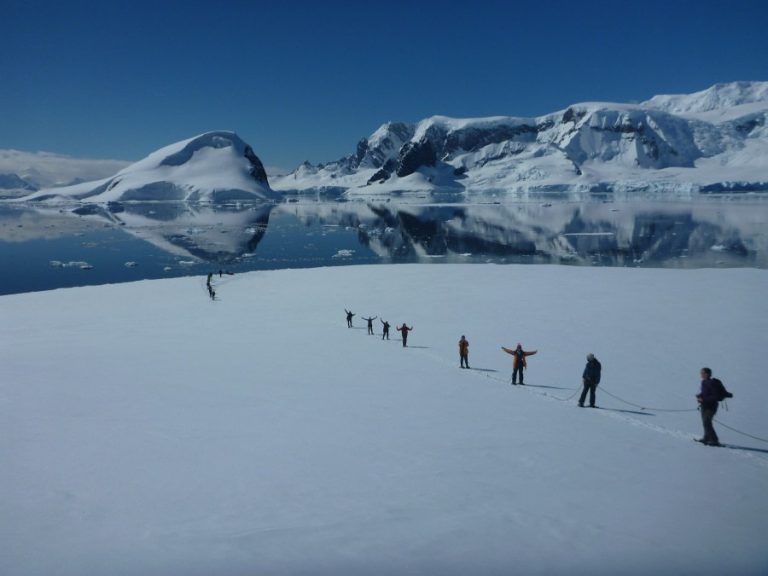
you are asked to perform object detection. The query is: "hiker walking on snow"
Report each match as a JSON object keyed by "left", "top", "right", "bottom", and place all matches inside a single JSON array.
[
  {"left": 696, "top": 367, "right": 732, "bottom": 446},
  {"left": 397, "top": 323, "right": 413, "bottom": 347},
  {"left": 362, "top": 316, "right": 377, "bottom": 335},
  {"left": 459, "top": 335, "right": 470, "bottom": 369},
  {"left": 345, "top": 309, "right": 355, "bottom": 328},
  {"left": 502, "top": 343, "right": 537, "bottom": 385},
  {"left": 381, "top": 319, "right": 391, "bottom": 340},
  {"left": 578, "top": 353, "right": 602, "bottom": 407}
]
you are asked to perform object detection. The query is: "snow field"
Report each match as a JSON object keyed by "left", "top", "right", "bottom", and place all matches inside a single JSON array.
[{"left": 2, "top": 264, "right": 767, "bottom": 575}]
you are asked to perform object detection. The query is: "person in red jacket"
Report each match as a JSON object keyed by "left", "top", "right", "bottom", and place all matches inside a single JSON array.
[
  {"left": 397, "top": 323, "right": 413, "bottom": 347},
  {"left": 501, "top": 343, "right": 537, "bottom": 385}
]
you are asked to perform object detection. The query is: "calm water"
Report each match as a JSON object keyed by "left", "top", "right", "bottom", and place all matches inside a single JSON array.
[{"left": 1, "top": 198, "right": 767, "bottom": 295}]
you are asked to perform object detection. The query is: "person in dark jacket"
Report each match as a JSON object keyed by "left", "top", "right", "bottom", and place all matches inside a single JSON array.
[
  {"left": 501, "top": 344, "right": 537, "bottom": 385},
  {"left": 381, "top": 319, "right": 391, "bottom": 340},
  {"left": 362, "top": 316, "right": 377, "bottom": 335},
  {"left": 345, "top": 309, "right": 355, "bottom": 328},
  {"left": 459, "top": 335, "right": 470, "bottom": 369},
  {"left": 578, "top": 353, "right": 602, "bottom": 407},
  {"left": 397, "top": 323, "right": 413, "bottom": 347},
  {"left": 696, "top": 367, "right": 722, "bottom": 446}
]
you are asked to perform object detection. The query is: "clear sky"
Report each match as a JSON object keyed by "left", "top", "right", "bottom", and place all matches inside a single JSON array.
[{"left": 2, "top": 0, "right": 766, "bottom": 170}]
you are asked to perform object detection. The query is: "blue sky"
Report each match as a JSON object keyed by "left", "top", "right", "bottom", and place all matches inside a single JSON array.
[{"left": 2, "top": 0, "right": 767, "bottom": 170}]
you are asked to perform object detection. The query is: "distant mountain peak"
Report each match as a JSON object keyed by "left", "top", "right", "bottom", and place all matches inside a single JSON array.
[{"left": 642, "top": 81, "right": 768, "bottom": 116}]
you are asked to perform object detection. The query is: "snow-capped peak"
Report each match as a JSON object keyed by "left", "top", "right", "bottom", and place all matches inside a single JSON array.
[
  {"left": 271, "top": 81, "right": 768, "bottom": 197},
  {"left": 642, "top": 81, "right": 768, "bottom": 119},
  {"left": 23, "top": 131, "right": 278, "bottom": 203}
]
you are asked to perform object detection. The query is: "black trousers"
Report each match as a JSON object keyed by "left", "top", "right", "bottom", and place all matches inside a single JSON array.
[
  {"left": 382, "top": 329, "right": 389, "bottom": 340},
  {"left": 701, "top": 404, "right": 719, "bottom": 444},
  {"left": 460, "top": 353, "right": 469, "bottom": 368},
  {"left": 579, "top": 380, "right": 598, "bottom": 406},
  {"left": 512, "top": 366, "right": 524, "bottom": 384}
]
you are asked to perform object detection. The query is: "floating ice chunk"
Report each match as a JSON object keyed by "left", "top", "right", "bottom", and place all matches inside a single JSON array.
[
  {"left": 332, "top": 249, "right": 355, "bottom": 258},
  {"left": 124, "top": 262, "right": 138, "bottom": 268}
]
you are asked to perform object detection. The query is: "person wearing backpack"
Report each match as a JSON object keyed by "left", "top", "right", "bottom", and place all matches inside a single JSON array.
[
  {"left": 696, "top": 367, "right": 732, "bottom": 447},
  {"left": 578, "top": 353, "right": 602, "bottom": 408}
]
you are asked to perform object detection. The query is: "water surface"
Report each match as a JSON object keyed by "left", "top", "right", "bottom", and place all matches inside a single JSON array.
[{"left": 1, "top": 198, "right": 766, "bottom": 295}]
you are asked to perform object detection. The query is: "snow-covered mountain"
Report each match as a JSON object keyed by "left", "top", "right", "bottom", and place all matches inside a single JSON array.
[
  {"left": 0, "top": 149, "right": 129, "bottom": 198},
  {"left": 22, "top": 131, "right": 278, "bottom": 203},
  {"left": 272, "top": 81, "right": 768, "bottom": 197}
]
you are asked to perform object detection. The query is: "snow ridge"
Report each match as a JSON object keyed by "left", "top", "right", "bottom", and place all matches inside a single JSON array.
[
  {"left": 272, "top": 81, "right": 768, "bottom": 197},
  {"left": 22, "top": 131, "right": 277, "bottom": 204}
]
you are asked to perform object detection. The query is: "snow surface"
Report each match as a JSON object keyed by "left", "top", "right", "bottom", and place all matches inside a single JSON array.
[{"left": 2, "top": 264, "right": 767, "bottom": 575}]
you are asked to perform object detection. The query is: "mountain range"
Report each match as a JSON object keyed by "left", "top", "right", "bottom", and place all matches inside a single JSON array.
[
  {"left": 5, "top": 81, "right": 768, "bottom": 202},
  {"left": 272, "top": 81, "right": 768, "bottom": 197}
]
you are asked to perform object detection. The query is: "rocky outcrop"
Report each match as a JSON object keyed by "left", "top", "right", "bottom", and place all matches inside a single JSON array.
[{"left": 396, "top": 139, "right": 437, "bottom": 177}]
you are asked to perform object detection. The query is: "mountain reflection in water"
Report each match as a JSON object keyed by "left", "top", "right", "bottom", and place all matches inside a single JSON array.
[{"left": 0, "top": 199, "right": 766, "bottom": 294}]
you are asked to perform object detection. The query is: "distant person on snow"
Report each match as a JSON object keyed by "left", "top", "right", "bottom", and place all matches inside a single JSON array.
[
  {"left": 362, "top": 316, "right": 378, "bottom": 335},
  {"left": 345, "top": 309, "right": 355, "bottom": 328},
  {"left": 578, "top": 353, "right": 602, "bottom": 407},
  {"left": 381, "top": 319, "right": 391, "bottom": 340},
  {"left": 397, "top": 323, "right": 413, "bottom": 347},
  {"left": 696, "top": 367, "right": 732, "bottom": 446},
  {"left": 502, "top": 343, "right": 537, "bottom": 385},
  {"left": 459, "top": 335, "right": 470, "bottom": 369},
  {"left": 207, "top": 284, "right": 216, "bottom": 301},
  {"left": 207, "top": 272, "right": 213, "bottom": 286}
]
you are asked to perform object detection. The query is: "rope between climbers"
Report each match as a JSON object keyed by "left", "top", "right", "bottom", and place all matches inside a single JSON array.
[
  {"left": 598, "top": 386, "right": 699, "bottom": 413},
  {"left": 714, "top": 419, "right": 768, "bottom": 444}
]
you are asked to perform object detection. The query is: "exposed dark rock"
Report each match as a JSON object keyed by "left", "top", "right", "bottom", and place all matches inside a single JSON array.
[
  {"left": 367, "top": 168, "right": 391, "bottom": 184},
  {"left": 244, "top": 145, "right": 269, "bottom": 185},
  {"left": 396, "top": 139, "right": 437, "bottom": 177},
  {"left": 562, "top": 107, "right": 586, "bottom": 123},
  {"left": 355, "top": 139, "right": 369, "bottom": 165},
  {"left": 734, "top": 115, "right": 765, "bottom": 134}
]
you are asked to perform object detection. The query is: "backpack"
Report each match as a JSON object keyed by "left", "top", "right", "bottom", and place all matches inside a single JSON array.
[{"left": 711, "top": 378, "right": 733, "bottom": 402}]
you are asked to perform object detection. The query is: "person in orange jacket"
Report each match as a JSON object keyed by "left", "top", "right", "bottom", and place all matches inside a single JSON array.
[{"left": 501, "top": 343, "right": 537, "bottom": 385}]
